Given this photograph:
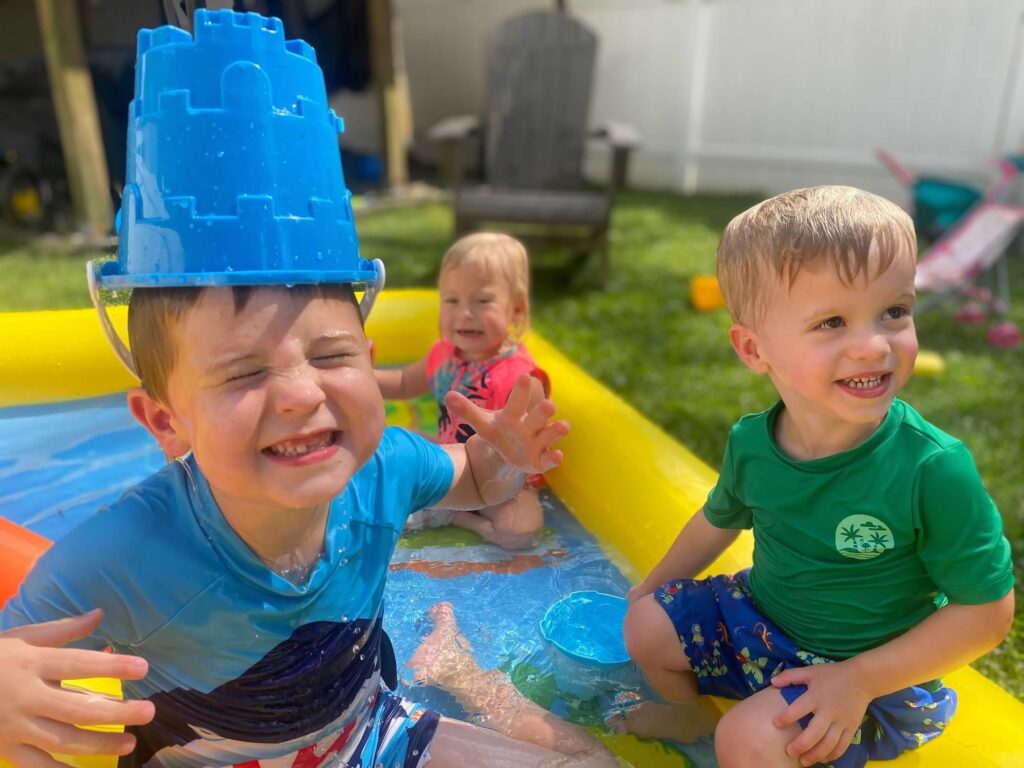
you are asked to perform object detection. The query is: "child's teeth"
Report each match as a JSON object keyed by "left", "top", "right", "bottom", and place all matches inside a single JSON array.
[
  {"left": 270, "top": 433, "right": 331, "bottom": 456},
  {"left": 847, "top": 376, "right": 882, "bottom": 389}
]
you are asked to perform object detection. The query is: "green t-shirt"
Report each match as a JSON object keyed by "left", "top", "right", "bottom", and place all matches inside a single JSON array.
[{"left": 704, "top": 399, "right": 1014, "bottom": 660}]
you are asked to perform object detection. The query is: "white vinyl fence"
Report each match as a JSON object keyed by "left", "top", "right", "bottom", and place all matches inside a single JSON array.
[{"left": 392, "top": 0, "right": 1024, "bottom": 198}]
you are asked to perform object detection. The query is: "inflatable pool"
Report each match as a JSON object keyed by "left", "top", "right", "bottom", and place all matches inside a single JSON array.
[{"left": 1, "top": 289, "right": 1022, "bottom": 767}]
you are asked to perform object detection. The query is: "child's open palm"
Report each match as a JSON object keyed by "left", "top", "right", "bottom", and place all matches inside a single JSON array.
[{"left": 445, "top": 374, "right": 569, "bottom": 474}]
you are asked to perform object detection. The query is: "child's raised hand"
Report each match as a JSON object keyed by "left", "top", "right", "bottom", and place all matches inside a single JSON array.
[
  {"left": 770, "top": 661, "right": 872, "bottom": 767},
  {"left": 0, "top": 609, "right": 155, "bottom": 766},
  {"left": 445, "top": 374, "right": 569, "bottom": 474}
]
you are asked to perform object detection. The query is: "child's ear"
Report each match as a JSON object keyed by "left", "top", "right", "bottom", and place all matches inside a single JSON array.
[
  {"left": 127, "top": 387, "right": 191, "bottom": 459},
  {"left": 729, "top": 323, "right": 770, "bottom": 374},
  {"left": 367, "top": 338, "right": 377, "bottom": 366},
  {"left": 514, "top": 294, "right": 527, "bottom": 318},
  {"left": 511, "top": 295, "right": 528, "bottom": 336}
]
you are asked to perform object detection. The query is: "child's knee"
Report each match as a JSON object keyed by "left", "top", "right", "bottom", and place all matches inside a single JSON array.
[
  {"left": 484, "top": 490, "right": 543, "bottom": 536},
  {"left": 716, "top": 707, "right": 768, "bottom": 766},
  {"left": 715, "top": 693, "right": 798, "bottom": 768},
  {"left": 623, "top": 594, "right": 687, "bottom": 670}
]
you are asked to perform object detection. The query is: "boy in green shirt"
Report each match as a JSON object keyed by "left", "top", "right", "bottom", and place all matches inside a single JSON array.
[{"left": 622, "top": 186, "right": 1014, "bottom": 767}]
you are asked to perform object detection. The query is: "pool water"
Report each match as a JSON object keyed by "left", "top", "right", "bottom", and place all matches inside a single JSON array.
[{"left": 0, "top": 393, "right": 716, "bottom": 767}]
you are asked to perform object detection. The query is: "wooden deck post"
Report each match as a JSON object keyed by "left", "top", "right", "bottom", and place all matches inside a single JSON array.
[
  {"left": 368, "top": 0, "right": 412, "bottom": 189},
  {"left": 34, "top": 0, "right": 113, "bottom": 239}
]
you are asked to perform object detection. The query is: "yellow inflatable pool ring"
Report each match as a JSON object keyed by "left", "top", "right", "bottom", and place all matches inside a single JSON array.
[{"left": 0, "top": 290, "right": 1020, "bottom": 767}]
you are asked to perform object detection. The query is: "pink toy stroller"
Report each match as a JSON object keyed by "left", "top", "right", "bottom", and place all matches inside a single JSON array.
[
  {"left": 879, "top": 151, "right": 1022, "bottom": 348},
  {"left": 915, "top": 201, "right": 1023, "bottom": 348},
  {"left": 877, "top": 150, "right": 1018, "bottom": 240}
]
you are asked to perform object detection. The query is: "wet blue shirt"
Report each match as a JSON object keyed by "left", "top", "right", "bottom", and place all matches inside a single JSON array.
[{"left": 1, "top": 427, "right": 453, "bottom": 767}]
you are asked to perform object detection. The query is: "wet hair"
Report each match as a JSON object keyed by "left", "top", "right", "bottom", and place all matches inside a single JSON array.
[
  {"left": 127, "top": 284, "right": 361, "bottom": 403},
  {"left": 715, "top": 186, "right": 916, "bottom": 327},
  {"left": 438, "top": 232, "right": 532, "bottom": 339}
]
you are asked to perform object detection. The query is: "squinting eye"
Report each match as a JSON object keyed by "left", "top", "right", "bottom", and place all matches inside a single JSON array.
[
  {"left": 313, "top": 354, "right": 350, "bottom": 364},
  {"left": 227, "top": 370, "right": 261, "bottom": 383},
  {"left": 816, "top": 317, "right": 844, "bottom": 330}
]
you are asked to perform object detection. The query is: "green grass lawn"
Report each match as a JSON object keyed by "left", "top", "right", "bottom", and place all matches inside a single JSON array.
[{"left": 1, "top": 190, "right": 1021, "bottom": 699}]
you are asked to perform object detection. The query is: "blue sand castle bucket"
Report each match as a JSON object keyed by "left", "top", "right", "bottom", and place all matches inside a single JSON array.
[
  {"left": 541, "top": 591, "right": 633, "bottom": 698},
  {"left": 87, "top": 9, "right": 384, "bottom": 376},
  {"left": 97, "top": 8, "right": 379, "bottom": 290}
]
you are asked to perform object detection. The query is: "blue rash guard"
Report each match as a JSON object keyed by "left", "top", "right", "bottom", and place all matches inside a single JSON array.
[{"left": 1, "top": 427, "right": 453, "bottom": 768}]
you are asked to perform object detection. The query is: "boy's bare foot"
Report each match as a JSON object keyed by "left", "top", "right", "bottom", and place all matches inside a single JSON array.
[
  {"left": 606, "top": 699, "right": 719, "bottom": 743},
  {"left": 408, "top": 603, "right": 618, "bottom": 764},
  {"left": 407, "top": 602, "right": 476, "bottom": 689}
]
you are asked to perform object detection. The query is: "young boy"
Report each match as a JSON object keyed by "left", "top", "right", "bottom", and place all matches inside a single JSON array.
[
  {"left": 1, "top": 281, "right": 596, "bottom": 767},
  {"left": 0, "top": 10, "right": 615, "bottom": 768},
  {"left": 622, "top": 186, "right": 1014, "bottom": 768}
]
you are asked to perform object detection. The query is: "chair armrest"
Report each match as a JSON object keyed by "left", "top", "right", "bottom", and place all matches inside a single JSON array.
[
  {"left": 428, "top": 115, "right": 481, "bottom": 143},
  {"left": 590, "top": 121, "right": 641, "bottom": 150},
  {"left": 590, "top": 122, "right": 640, "bottom": 201},
  {"left": 429, "top": 116, "right": 480, "bottom": 191}
]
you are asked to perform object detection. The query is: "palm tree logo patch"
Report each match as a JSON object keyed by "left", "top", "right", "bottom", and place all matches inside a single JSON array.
[{"left": 834, "top": 515, "right": 894, "bottom": 560}]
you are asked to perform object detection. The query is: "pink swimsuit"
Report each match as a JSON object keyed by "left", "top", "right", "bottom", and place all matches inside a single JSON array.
[{"left": 425, "top": 339, "right": 550, "bottom": 445}]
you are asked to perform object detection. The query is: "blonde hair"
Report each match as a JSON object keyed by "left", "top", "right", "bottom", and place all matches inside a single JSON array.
[
  {"left": 127, "top": 284, "right": 360, "bottom": 403},
  {"left": 716, "top": 186, "right": 916, "bottom": 327},
  {"left": 439, "top": 232, "right": 532, "bottom": 338}
]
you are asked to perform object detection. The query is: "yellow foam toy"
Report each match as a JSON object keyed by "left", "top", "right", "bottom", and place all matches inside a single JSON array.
[
  {"left": 915, "top": 349, "right": 946, "bottom": 377},
  {"left": 690, "top": 274, "right": 726, "bottom": 312},
  {"left": 0, "top": 290, "right": 1020, "bottom": 768}
]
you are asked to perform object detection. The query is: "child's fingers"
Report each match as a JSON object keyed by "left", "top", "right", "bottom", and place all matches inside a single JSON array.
[
  {"left": 544, "top": 418, "right": 570, "bottom": 438},
  {"left": 793, "top": 722, "right": 844, "bottom": 767},
  {"left": 444, "top": 390, "right": 472, "bottom": 413},
  {"left": 537, "top": 449, "right": 564, "bottom": 473},
  {"left": 771, "top": 689, "right": 814, "bottom": 729},
  {"left": 4, "top": 610, "right": 104, "bottom": 649},
  {"left": 47, "top": 686, "right": 155, "bottom": 728},
  {"left": 3, "top": 744, "right": 71, "bottom": 768},
  {"left": 522, "top": 398, "right": 558, "bottom": 432},
  {"left": 825, "top": 729, "right": 855, "bottom": 763},
  {"left": 784, "top": 712, "right": 828, "bottom": 763},
  {"left": 18, "top": 717, "right": 139, "bottom": 757},
  {"left": 443, "top": 391, "right": 485, "bottom": 429},
  {"left": 535, "top": 420, "right": 570, "bottom": 453},
  {"left": 502, "top": 375, "right": 533, "bottom": 415},
  {"left": 769, "top": 667, "right": 806, "bottom": 689},
  {"left": 38, "top": 647, "right": 149, "bottom": 684}
]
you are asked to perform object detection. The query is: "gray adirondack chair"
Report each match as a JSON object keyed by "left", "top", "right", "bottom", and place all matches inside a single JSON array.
[{"left": 428, "top": 10, "right": 639, "bottom": 284}]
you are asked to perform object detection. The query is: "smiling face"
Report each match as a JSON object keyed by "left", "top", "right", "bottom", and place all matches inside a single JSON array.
[
  {"left": 731, "top": 245, "right": 919, "bottom": 457},
  {"left": 438, "top": 261, "right": 524, "bottom": 362},
  {"left": 136, "top": 287, "right": 385, "bottom": 521}
]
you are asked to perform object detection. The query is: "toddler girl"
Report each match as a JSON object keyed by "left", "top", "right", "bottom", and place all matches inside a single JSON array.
[{"left": 376, "top": 233, "right": 550, "bottom": 549}]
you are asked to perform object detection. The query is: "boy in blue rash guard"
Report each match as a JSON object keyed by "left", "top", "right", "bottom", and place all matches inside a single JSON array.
[
  {"left": 2, "top": 286, "right": 587, "bottom": 767},
  {"left": 620, "top": 186, "right": 1014, "bottom": 768},
  {"left": 0, "top": 10, "right": 615, "bottom": 768}
]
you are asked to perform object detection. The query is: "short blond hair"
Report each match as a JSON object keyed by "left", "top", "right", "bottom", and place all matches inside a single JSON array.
[
  {"left": 716, "top": 186, "right": 916, "bottom": 327},
  {"left": 439, "top": 232, "right": 532, "bottom": 338},
  {"left": 128, "top": 284, "right": 360, "bottom": 404}
]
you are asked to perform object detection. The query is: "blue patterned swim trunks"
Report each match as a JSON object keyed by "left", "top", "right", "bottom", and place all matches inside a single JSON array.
[{"left": 654, "top": 570, "right": 956, "bottom": 768}]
